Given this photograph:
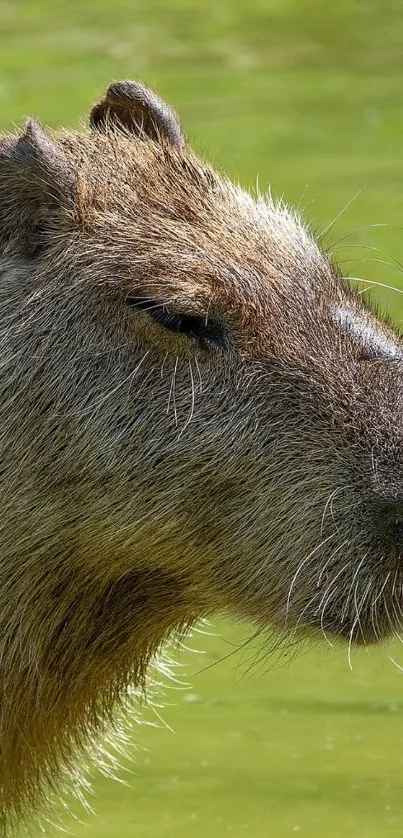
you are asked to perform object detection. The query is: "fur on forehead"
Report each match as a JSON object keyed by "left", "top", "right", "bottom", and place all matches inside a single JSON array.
[
  {"left": 56, "top": 126, "right": 329, "bottom": 339},
  {"left": 60, "top": 128, "right": 322, "bottom": 264}
]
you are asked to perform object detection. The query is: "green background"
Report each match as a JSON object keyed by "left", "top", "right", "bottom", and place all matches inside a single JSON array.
[{"left": 2, "top": 1, "right": 403, "bottom": 836}]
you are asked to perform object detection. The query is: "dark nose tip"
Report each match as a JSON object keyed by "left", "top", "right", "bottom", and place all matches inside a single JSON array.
[{"left": 384, "top": 503, "right": 403, "bottom": 547}]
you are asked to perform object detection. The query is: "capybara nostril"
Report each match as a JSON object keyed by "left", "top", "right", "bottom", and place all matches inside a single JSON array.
[
  {"left": 390, "top": 520, "right": 403, "bottom": 542},
  {"left": 384, "top": 504, "right": 403, "bottom": 547}
]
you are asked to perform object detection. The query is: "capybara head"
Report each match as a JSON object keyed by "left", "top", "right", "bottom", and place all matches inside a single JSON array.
[{"left": 0, "top": 80, "right": 402, "bottom": 831}]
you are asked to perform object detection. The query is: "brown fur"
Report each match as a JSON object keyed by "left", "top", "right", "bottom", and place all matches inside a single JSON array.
[{"left": 0, "top": 80, "right": 402, "bottom": 833}]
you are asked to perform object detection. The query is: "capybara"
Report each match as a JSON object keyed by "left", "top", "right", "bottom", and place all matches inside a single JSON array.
[{"left": 0, "top": 79, "right": 402, "bottom": 833}]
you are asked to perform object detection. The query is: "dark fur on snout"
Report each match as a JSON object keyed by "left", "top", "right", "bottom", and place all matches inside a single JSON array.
[{"left": 0, "top": 79, "right": 402, "bottom": 833}]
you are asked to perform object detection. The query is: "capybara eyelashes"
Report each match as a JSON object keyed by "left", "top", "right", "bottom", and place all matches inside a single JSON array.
[{"left": 126, "top": 294, "right": 228, "bottom": 350}]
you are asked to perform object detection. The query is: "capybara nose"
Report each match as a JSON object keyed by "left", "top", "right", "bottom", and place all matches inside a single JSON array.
[
  {"left": 384, "top": 503, "right": 403, "bottom": 548},
  {"left": 389, "top": 520, "right": 403, "bottom": 543}
]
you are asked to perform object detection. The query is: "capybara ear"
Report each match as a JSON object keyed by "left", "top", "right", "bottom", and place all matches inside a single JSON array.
[
  {"left": 0, "top": 119, "right": 77, "bottom": 256},
  {"left": 90, "top": 80, "right": 185, "bottom": 147}
]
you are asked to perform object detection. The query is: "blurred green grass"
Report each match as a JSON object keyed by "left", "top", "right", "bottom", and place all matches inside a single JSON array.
[
  {"left": 32, "top": 623, "right": 403, "bottom": 838},
  {"left": 3, "top": 0, "right": 403, "bottom": 836}
]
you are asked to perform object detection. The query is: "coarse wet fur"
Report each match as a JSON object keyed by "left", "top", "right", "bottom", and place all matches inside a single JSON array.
[{"left": 0, "top": 79, "right": 403, "bottom": 833}]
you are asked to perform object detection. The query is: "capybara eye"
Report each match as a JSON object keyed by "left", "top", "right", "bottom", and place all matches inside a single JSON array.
[{"left": 126, "top": 295, "right": 228, "bottom": 350}]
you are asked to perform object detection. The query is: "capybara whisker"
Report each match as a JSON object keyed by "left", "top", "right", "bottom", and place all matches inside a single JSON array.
[
  {"left": 348, "top": 276, "right": 403, "bottom": 296},
  {"left": 326, "top": 222, "right": 391, "bottom": 251},
  {"left": 318, "top": 189, "right": 365, "bottom": 241}
]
